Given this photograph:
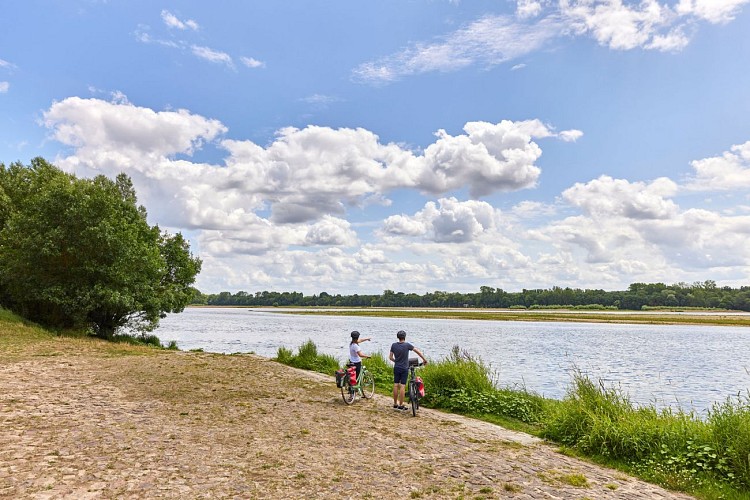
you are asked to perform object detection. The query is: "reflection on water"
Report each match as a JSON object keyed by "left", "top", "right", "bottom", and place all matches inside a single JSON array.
[{"left": 157, "top": 307, "right": 750, "bottom": 414}]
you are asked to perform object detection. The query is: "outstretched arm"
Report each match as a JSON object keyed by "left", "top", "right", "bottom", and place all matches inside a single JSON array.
[{"left": 413, "top": 347, "right": 427, "bottom": 365}]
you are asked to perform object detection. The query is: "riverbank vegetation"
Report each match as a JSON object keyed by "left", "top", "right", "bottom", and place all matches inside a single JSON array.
[
  {"left": 193, "top": 281, "right": 750, "bottom": 312},
  {"left": 277, "top": 339, "right": 750, "bottom": 499},
  {"left": 0, "top": 306, "right": 179, "bottom": 351},
  {"left": 0, "top": 158, "right": 201, "bottom": 340}
]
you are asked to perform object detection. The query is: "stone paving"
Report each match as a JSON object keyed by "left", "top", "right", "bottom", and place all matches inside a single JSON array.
[{"left": 0, "top": 346, "right": 694, "bottom": 499}]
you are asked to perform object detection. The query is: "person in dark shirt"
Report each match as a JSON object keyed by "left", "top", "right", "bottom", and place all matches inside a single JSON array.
[{"left": 389, "top": 330, "right": 427, "bottom": 410}]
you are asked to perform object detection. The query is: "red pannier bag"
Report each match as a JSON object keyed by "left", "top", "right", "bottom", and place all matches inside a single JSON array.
[
  {"left": 415, "top": 376, "right": 425, "bottom": 397},
  {"left": 347, "top": 366, "right": 357, "bottom": 385}
]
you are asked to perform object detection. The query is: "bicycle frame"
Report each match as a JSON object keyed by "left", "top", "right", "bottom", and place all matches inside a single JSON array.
[
  {"left": 341, "top": 363, "right": 374, "bottom": 404},
  {"left": 407, "top": 361, "right": 424, "bottom": 416},
  {"left": 346, "top": 364, "right": 366, "bottom": 388}
]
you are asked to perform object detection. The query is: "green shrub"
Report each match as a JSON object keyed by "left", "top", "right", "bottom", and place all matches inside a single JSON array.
[
  {"left": 543, "top": 373, "right": 634, "bottom": 452},
  {"left": 276, "top": 346, "right": 293, "bottom": 364},
  {"left": 542, "top": 372, "right": 700, "bottom": 460},
  {"left": 110, "top": 332, "right": 165, "bottom": 348},
  {"left": 364, "top": 352, "right": 392, "bottom": 392},
  {"left": 542, "top": 371, "right": 748, "bottom": 494},
  {"left": 274, "top": 339, "right": 340, "bottom": 374},
  {"left": 708, "top": 394, "right": 750, "bottom": 486},
  {"left": 421, "top": 345, "right": 495, "bottom": 395},
  {"left": 417, "top": 346, "right": 549, "bottom": 423},
  {"left": 428, "top": 387, "right": 547, "bottom": 424},
  {"left": 296, "top": 339, "right": 319, "bottom": 359}
]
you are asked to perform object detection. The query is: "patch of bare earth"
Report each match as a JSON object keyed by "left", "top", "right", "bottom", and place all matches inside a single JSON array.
[{"left": 0, "top": 343, "right": 694, "bottom": 499}]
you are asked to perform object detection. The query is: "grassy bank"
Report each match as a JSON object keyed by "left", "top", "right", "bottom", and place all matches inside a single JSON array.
[
  {"left": 0, "top": 306, "right": 179, "bottom": 361},
  {"left": 270, "top": 308, "right": 750, "bottom": 327},
  {"left": 277, "top": 340, "right": 750, "bottom": 499}
]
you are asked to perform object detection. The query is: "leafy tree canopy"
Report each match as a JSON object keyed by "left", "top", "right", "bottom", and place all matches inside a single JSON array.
[{"left": 0, "top": 157, "right": 201, "bottom": 338}]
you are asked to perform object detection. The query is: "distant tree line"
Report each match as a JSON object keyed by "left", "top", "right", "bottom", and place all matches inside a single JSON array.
[{"left": 191, "top": 281, "right": 750, "bottom": 311}]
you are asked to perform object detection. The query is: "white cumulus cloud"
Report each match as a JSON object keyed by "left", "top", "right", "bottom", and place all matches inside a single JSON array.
[
  {"left": 41, "top": 96, "right": 750, "bottom": 293},
  {"left": 42, "top": 97, "right": 564, "bottom": 243},
  {"left": 563, "top": 175, "right": 679, "bottom": 219},
  {"left": 676, "top": 0, "right": 750, "bottom": 23},
  {"left": 417, "top": 120, "right": 548, "bottom": 197},
  {"left": 383, "top": 197, "right": 500, "bottom": 243},
  {"left": 304, "top": 217, "right": 358, "bottom": 246},
  {"left": 685, "top": 141, "right": 750, "bottom": 191},
  {"left": 43, "top": 97, "right": 226, "bottom": 158}
]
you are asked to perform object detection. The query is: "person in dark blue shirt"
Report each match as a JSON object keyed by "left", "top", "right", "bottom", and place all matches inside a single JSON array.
[{"left": 389, "top": 330, "right": 427, "bottom": 410}]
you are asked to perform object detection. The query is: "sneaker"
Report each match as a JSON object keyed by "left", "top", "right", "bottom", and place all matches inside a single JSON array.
[
  {"left": 398, "top": 405, "right": 408, "bottom": 411},
  {"left": 393, "top": 404, "right": 399, "bottom": 409}
]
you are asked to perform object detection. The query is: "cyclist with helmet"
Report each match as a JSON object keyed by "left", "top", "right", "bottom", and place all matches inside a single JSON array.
[
  {"left": 348, "top": 331, "right": 371, "bottom": 379},
  {"left": 389, "top": 330, "right": 427, "bottom": 410}
]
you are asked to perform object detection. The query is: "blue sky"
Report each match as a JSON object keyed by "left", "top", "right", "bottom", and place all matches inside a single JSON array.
[{"left": 2, "top": 0, "right": 750, "bottom": 294}]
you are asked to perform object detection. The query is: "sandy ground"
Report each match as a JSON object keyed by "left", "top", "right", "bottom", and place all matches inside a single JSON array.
[{"left": 0, "top": 337, "right": 694, "bottom": 499}]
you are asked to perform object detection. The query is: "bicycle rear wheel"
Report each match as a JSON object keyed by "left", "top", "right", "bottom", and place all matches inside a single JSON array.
[
  {"left": 360, "top": 369, "right": 374, "bottom": 399},
  {"left": 341, "top": 382, "right": 356, "bottom": 405},
  {"left": 409, "top": 382, "right": 418, "bottom": 416}
]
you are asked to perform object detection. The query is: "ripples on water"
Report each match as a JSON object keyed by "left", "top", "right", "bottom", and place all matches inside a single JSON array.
[{"left": 157, "top": 307, "right": 750, "bottom": 414}]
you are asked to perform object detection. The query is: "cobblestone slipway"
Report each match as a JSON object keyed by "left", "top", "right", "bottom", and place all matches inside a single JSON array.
[{"left": 0, "top": 342, "right": 693, "bottom": 499}]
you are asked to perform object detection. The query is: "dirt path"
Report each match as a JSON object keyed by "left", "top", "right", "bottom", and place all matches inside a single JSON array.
[{"left": 0, "top": 343, "right": 693, "bottom": 499}]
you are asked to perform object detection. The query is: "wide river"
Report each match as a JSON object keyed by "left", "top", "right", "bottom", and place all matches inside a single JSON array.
[{"left": 157, "top": 307, "right": 750, "bottom": 415}]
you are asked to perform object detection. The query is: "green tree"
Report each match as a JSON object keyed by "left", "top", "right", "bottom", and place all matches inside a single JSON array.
[{"left": 0, "top": 158, "right": 201, "bottom": 338}]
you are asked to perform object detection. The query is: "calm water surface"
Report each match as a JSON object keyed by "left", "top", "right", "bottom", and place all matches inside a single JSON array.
[{"left": 158, "top": 308, "right": 750, "bottom": 414}]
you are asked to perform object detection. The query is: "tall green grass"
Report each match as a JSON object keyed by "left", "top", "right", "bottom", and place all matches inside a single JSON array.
[
  {"left": 420, "top": 345, "right": 547, "bottom": 424},
  {"left": 361, "top": 352, "right": 393, "bottom": 392},
  {"left": 708, "top": 394, "right": 750, "bottom": 487},
  {"left": 423, "top": 345, "right": 496, "bottom": 393},
  {"left": 275, "top": 339, "right": 340, "bottom": 374},
  {"left": 543, "top": 371, "right": 750, "bottom": 497},
  {"left": 275, "top": 340, "right": 392, "bottom": 389}
]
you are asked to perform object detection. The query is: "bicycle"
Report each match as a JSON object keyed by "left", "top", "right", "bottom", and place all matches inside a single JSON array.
[
  {"left": 341, "top": 363, "right": 375, "bottom": 404},
  {"left": 407, "top": 359, "right": 425, "bottom": 416}
]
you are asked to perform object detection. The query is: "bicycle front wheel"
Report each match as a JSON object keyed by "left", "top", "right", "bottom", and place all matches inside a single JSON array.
[
  {"left": 360, "top": 369, "right": 374, "bottom": 399},
  {"left": 409, "top": 382, "right": 418, "bottom": 416},
  {"left": 341, "top": 382, "right": 356, "bottom": 405}
]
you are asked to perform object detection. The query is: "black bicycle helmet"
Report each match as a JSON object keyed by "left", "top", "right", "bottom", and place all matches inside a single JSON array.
[
  {"left": 397, "top": 330, "right": 406, "bottom": 340},
  {"left": 350, "top": 330, "right": 360, "bottom": 340}
]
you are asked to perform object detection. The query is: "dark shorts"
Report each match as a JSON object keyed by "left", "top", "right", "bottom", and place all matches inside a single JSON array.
[{"left": 393, "top": 366, "right": 408, "bottom": 385}]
